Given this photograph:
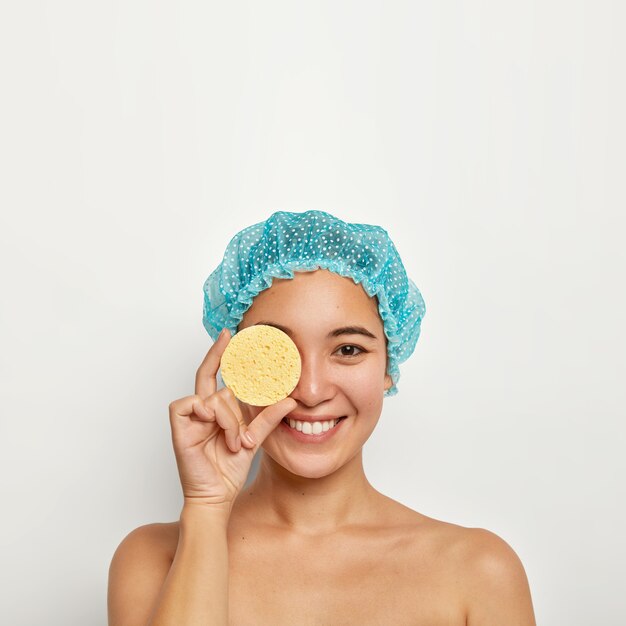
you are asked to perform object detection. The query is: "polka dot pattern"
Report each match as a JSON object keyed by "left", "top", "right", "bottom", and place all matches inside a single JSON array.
[{"left": 202, "top": 210, "right": 426, "bottom": 397}]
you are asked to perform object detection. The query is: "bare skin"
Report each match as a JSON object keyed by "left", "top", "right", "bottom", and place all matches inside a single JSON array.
[{"left": 108, "top": 270, "right": 536, "bottom": 625}]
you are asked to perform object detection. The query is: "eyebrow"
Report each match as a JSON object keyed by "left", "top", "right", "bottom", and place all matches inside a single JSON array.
[{"left": 253, "top": 321, "right": 378, "bottom": 340}]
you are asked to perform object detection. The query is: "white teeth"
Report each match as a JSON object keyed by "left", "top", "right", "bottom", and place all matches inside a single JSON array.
[{"left": 286, "top": 418, "right": 341, "bottom": 435}]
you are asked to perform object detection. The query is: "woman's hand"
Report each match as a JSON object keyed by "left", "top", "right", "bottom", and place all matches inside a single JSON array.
[{"left": 168, "top": 328, "right": 296, "bottom": 510}]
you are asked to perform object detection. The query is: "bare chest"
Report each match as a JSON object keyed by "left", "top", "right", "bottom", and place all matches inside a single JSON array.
[{"left": 226, "top": 528, "right": 465, "bottom": 626}]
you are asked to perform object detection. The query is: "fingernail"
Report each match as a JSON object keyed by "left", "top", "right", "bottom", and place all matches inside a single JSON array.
[
  {"left": 243, "top": 430, "right": 256, "bottom": 445},
  {"left": 218, "top": 328, "right": 226, "bottom": 340}
]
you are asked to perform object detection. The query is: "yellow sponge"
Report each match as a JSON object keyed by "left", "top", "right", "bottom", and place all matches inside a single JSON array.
[{"left": 220, "top": 325, "right": 302, "bottom": 406}]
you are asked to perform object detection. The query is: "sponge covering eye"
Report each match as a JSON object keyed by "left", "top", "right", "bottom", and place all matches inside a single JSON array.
[{"left": 219, "top": 325, "right": 302, "bottom": 406}]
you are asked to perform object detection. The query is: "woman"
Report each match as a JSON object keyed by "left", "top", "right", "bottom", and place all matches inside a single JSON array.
[{"left": 108, "top": 210, "right": 536, "bottom": 625}]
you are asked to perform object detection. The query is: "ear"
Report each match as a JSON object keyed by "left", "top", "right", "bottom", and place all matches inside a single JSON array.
[{"left": 384, "top": 373, "right": 393, "bottom": 391}]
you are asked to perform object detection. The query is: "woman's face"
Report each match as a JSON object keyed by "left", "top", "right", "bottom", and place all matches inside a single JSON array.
[{"left": 237, "top": 269, "right": 392, "bottom": 479}]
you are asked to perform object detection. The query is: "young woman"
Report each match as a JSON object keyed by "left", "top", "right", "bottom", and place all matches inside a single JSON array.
[{"left": 108, "top": 210, "right": 536, "bottom": 625}]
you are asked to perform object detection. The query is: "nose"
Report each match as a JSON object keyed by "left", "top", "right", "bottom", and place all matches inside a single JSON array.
[{"left": 289, "top": 353, "right": 335, "bottom": 407}]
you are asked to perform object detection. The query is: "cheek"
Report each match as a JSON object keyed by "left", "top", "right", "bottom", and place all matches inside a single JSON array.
[{"left": 337, "top": 358, "right": 388, "bottom": 394}]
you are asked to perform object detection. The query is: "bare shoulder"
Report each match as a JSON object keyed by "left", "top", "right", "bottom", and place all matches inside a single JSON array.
[
  {"left": 380, "top": 500, "right": 536, "bottom": 625},
  {"left": 455, "top": 526, "right": 536, "bottom": 625},
  {"left": 413, "top": 516, "right": 536, "bottom": 626},
  {"left": 107, "top": 521, "right": 179, "bottom": 626}
]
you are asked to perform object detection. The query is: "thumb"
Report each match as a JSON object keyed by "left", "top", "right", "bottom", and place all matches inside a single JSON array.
[{"left": 245, "top": 397, "right": 297, "bottom": 448}]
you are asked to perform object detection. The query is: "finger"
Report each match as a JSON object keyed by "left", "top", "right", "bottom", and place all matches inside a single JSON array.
[
  {"left": 195, "top": 328, "right": 231, "bottom": 398},
  {"left": 169, "top": 395, "right": 206, "bottom": 424},
  {"left": 190, "top": 398, "right": 216, "bottom": 422},
  {"left": 245, "top": 397, "right": 298, "bottom": 449},
  {"left": 169, "top": 397, "right": 219, "bottom": 450},
  {"left": 214, "top": 389, "right": 255, "bottom": 448},
  {"left": 206, "top": 388, "right": 243, "bottom": 452}
]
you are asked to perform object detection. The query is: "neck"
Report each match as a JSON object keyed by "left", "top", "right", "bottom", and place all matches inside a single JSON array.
[{"left": 240, "top": 449, "right": 380, "bottom": 535}]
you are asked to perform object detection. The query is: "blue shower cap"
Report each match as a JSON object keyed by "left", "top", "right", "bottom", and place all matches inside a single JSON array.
[{"left": 202, "top": 210, "right": 426, "bottom": 396}]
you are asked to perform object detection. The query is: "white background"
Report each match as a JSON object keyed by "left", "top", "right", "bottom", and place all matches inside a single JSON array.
[{"left": 1, "top": 1, "right": 624, "bottom": 624}]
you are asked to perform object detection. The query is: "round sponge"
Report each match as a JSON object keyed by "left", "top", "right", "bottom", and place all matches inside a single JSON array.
[{"left": 220, "top": 325, "right": 302, "bottom": 406}]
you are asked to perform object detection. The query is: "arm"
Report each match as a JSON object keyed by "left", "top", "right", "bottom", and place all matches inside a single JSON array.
[
  {"left": 108, "top": 329, "right": 296, "bottom": 625},
  {"left": 464, "top": 529, "right": 536, "bottom": 626},
  {"left": 107, "top": 505, "right": 230, "bottom": 626},
  {"left": 148, "top": 505, "right": 230, "bottom": 626}
]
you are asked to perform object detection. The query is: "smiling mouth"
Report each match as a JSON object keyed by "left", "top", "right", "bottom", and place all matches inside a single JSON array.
[{"left": 282, "top": 416, "right": 347, "bottom": 435}]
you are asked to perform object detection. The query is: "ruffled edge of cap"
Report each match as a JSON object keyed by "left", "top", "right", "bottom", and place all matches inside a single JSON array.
[{"left": 202, "top": 260, "right": 426, "bottom": 397}]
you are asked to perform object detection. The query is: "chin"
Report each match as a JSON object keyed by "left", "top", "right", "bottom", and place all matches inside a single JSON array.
[
  {"left": 287, "top": 464, "right": 338, "bottom": 480},
  {"left": 263, "top": 449, "right": 343, "bottom": 480}
]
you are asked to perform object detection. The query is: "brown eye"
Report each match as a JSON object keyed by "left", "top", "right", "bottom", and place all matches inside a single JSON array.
[{"left": 336, "top": 345, "right": 364, "bottom": 358}]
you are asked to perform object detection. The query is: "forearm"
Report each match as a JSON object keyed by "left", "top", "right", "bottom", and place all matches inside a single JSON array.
[{"left": 147, "top": 504, "right": 231, "bottom": 626}]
